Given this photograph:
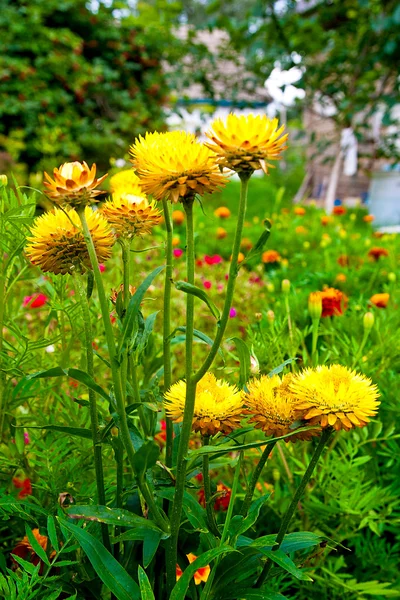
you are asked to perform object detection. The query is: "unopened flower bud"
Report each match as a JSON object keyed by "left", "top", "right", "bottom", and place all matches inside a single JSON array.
[
  {"left": 255, "top": 312, "right": 262, "bottom": 322},
  {"left": 272, "top": 468, "right": 280, "bottom": 482},
  {"left": 266, "top": 282, "right": 275, "bottom": 293},
  {"left": 250, "top": 355, "right": 260, "bottom": 374},
  {"left": 388, "top": 272, "right": 396, "bottom": 283},
  {"left": 266, "top": 310, "right": 275, "bottom": 322},
  {"left": 363, "top": 311, "right": 374, "bottom": 331},
  {"left": 0, "top": 174, "right": 7, "bottom": 187},
  {"left": 308, "top": 292, "right": 322, "bottom": 320},
  {"left": 281, "top": 279, "right": 290, "bottom": 294}
]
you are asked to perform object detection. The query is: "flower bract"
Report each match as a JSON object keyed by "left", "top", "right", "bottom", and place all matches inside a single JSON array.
[
  {"left": 44, "top": 161, "right": 107, "bottom": 207},
  {"left": 101, "top": 194, "right": 162, "bottom": 239}
]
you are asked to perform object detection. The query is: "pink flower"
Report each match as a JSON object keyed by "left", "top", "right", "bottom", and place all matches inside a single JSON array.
[
  {"left": 203, "top": 280, "right": 212, "bottom": 289},
  {"left": 24, "top": 432, "right": 30, "bottom": 445},
  {"left": 204, "top": 255, "right": 223, "bottom": 265},
  {"left": 23, "top": 293, "right": 48, "bottom": 309},
  {"left": 99, "top": 264, "right": 106, "bottom": 272},
  {"left": 229, "top": 307, "right": 237, "bottom": 318},
  {"left": 173, "top": 248, "right": 183, "bottom": 258}
]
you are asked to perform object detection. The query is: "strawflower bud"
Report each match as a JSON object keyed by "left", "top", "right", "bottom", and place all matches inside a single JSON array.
[
  {"left": 255, "top": 312, "right": 262, "bottom": 322},
  {"left": 0, "top": 174, "right": 8, "bottom": 187},
  {"left": 363, "top": 311, "right": 374, "bottom": 331},
  {"left": 266, "top": 310, "right": 275, "bottom": 322},
  {"left": 388, "top": 272, "right": 396, "bottom": 283},
  {"left": 281, "top": 279, "right": 290, "bottom": 294},
  {"left": 308, "top": 292, "right": 322, "bottom": 320}
]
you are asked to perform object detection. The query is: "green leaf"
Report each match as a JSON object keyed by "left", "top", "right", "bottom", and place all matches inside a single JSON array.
[
  {"left": 66, "top": 505, "right": 163, "bottom": 533},
  {"left": 131, "top": 441, "right": 160, "bottom": 479},
  {"left": 136, "top": 312, "right": 159, "bottom": 356},
  {"left": 241, "top": 532, "right": 322, "bottom": 554},
  {"left": 9, "top": 554, "right": 39, "bottom": 575},
  {"left": 25, "top": 525, "right": 51, "bottom": 566},
  {"left": 47, "top": 515, "right": 59, "bottom": 553},
  {"left": 224, "top": 590, "right": 287, "bottom": 600},
  {"left": 170, "top": 546, "right": 235, "bottom": 600},
  {"left": 174, "top": 280, "right": 220, "bottom": 320},
  {"left": 268, "top": 358, "right": 297, "bottom": 377},
  {"left": 113, "top": 527, "right": 169, "bottom": 544},
  {"left": 229, "top": 494, "right": 270, "bottom": 537},
  {"left": 26, "top": 367, "right": 110, "bottom": 402},
  {"left": 228, "top": 337, "right": 251, "bottom": 387},
  {"left": 175, "top": 327, "right": 224, "bottom": 358},
  {"left": 258, "top": 549, "right": 313, "bottom": 581},
  {"left": 118, "top": 266, "right": 164, "bottom": 358},
  {"left": 59, "top": 520, "right": 140, "bottom": 600},
  {"left": 143, "top": 530, "right": 163, "bottom": 568},
  {"left": 243, "top": 219, "right": 272, "bottom": 262},
  {"left": 24, "top": 425, "right": 92, "bottom": 439},
  {"left": 159, "top": 489, "right": 209, "bottom": 533},
  {"left": 138, "top": 566, "right": 155, "bottom": 600}
]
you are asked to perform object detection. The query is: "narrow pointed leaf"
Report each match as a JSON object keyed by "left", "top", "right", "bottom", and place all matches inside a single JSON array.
[
  {"left": 174, "top": 281, "right": 220, "bottom": 320},
  {"left": 138, "top": 566, "right": 155, "bottom": 600}
]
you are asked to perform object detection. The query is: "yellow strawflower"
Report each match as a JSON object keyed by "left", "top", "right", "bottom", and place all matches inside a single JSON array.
[
  {"left": 43, "top": 161, "right": 107, "bottom": 207},
  {"left": 244, "top": 374, "right": 318, "bottom": 442},
  {"left": 290, "top": 365, "right": 380, "bottom": 431},
  {"left": 101, "top": 194, "right": 162, "bottom": 239},
  {"left": 109, "top": 169, "right": 143, "bottom": 197},
  {"left": 130, "top": 131, "right": 228, "bottom": 204},
  {"left": 26, "top": 207, "right": 114, "bottom": 275},
  {"left": 205, "top": 113, "right": 288, "bottom": 174},
  {"left": 164, "top": 372, "right": 243, "bottom": 436}
]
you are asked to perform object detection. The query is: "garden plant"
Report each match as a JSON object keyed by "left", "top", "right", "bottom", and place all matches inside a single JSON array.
[{"left": 0, "top": 113, "right": 399, "bottom": 600}]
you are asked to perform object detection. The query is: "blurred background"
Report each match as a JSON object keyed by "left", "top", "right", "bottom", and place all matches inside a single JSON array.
[{"left": 1, "top": 0, "right": 399, "bottom": 219}]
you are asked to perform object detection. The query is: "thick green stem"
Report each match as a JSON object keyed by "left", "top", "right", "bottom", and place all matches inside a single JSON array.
[
  {"left": 311, "top": 318, "right": 320, "bottom": 366},
  {"left": 166, "top": 198, "right": 196, "bottom": 595},
  {"left": 202, "top": 436, "right": 220, "bottom": 537},
  {"left": 240, "top": 439, "right": 277, "bottom": 517},
  {"left": 351, "top": 329, "right": 370, "bottom": 369},
  {"left": 119, "top": 240, "right": 130, "bottom": 399},
  {"left": 162, "top": 199, "right": 174, "bottom": 469},
  {"left": 256, "top": 428, "right": 333, "bottom": 588},
  {"left": 0, "top": 271, "right": 6, "bottom": 439},
  {"left": 129, "top": 355, "right": 150, "bottom": 437},
  {"left": 74, "top": 274, "right": 111, "bottom": 551},
  {"left": 77, "top": 208, "right": 169, "bottom": 533},
  {"left": 193, "top": 173, "right": 250, "bottom": 384}
]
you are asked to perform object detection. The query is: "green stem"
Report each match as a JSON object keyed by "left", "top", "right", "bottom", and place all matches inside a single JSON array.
[
  {"left": 311, "top": 318, "right": 320, "bottom": 366},
  {"left": 255, "top": 428, "right": 333, "bottom": 588},
  {"left": 166, "top": 198, "right": 196, "bottom": 595},
  {"left": 129, "top": 354, "right": 150, "bottom": 437},
  {"left": 113, "top": 435, "right": 124, "bottom": 562},
  {"left": 73, "top": 273, "right": 111, "bottom": 551},
  {"left": 240, "top": 439, "right": 277, "bottom": 517},
  {"left": 162, "top": 199, "right": 174, "bottom": 469},
  {"left": 284, "top": 295, "right": 293, "bottom": 346},
  {"left": 0, "top": 270, "right": 7, "bottom": 439},
  {"left": 120, "top": 240, "right": 130, "bottom": 399},
  {"left": 202, "top": 436, "right": 220, "bottom": 537},
  {"left": 193, "top": 173, "right": 250, "bottom": 384},
  {"left": 77, "top": 208, "right": 169, "bottom": 533},
  {"left": 351, "top": 329, "right": 370, "bottom": 369}
]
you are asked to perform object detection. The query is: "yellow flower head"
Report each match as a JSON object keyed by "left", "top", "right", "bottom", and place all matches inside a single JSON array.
[
  {"left": 109, "top": 169, "right": 143, "bottom": 197},
  {"left": 164, "top": 372, "right": 243, "bottom": 436},
  {"left": 26, "top": 207, "right": 114, "bottom": 275},
  {"left": 44, "top": 161, "right": 108, "bottom": 207},
  {"left": 290, "top": 365, "right": 380, "bottom": 431},
  {"left": 244, "top": 374, "right": 318, "bottom": 442},
  {"left": 101, "top": 193, "right": 162, "bottom": 239},
  {"left": 205, "top": 113, "right": 288, "bottom": 174},
  {"left": 130, "top": 131, "right": 228, "bottom": 204}
]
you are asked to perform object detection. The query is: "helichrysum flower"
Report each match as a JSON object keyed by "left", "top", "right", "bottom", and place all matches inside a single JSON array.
[
  {"left": 110, "top": 169, "right": 143, "bottom": 196},
  {"left": 164, "top": 372, "right": 243, "bottom": 436},
  {"left": 26, "top": 207, "right": 114, "bottom": 275},
  {"left": 130, "top": 131, "right": 227, "bottom": 204},
  {"left": 290, "top": 365, "right": 380, "bottom": 431},
  {"left": 44, "top": 161, "right": 107, "bottom": 207},
  {"left": 368, "top": 247, "right": 389, "bottom": 261},
  {"left": 101, "top": 194, "right": 162, "bottom": 239},
  {"left": 317, "top": 287, "right": 348, "bottom": 317},
  {"left": 205, "top": 113, "right": 288, "bottom": 174},
  {"left": 369, "top": 293, "right": 389, "bottom": 308},
  {"left": 244, "top": 374, "right": 318, "bottom": 442},
  {"left": 262, "top": 250, "right": 281, "bottom": 264}
]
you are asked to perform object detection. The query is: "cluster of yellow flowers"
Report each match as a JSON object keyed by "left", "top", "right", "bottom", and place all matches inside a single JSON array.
[
  {"left": 164, "top": 365, "right": 380, "bottom": 438},
  {"left": 25, "top": 114, "right": 287, "bottom": 275}
]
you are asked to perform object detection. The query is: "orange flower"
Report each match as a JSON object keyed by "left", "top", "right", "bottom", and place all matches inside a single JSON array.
[
  {"left": 172, "top": 236, "right": 180, "bottom": 246},
  {"left": 43, "top": 161, "right": 107, "bottom": 207},
  {"left": 295, "top": 225, "right": 307, "bottom": 235},
  {"left": 333, "top": 205, "right": 346, "bottom": 215},
  {"left": 363, "top": 214, "right": 375, "bottom": 223},
  {"left": 262, "top": 250, "right": 281, "bottom": 264},
  {"left": 13, "top": 477, "right": 32, "bottom": 499},
  {"left": 337, "top": 254, "right": 349, "bottom": 267},
  {"left": 369, "top": 293, "right": 389, "bottom": 308},
  {"left": 368, "top": 247, "right": 389, "bottom": 261},
  {"left": 198, "top": 483, "right": 232, "bottom": 511},
  {"left": 241, "top": 237, "right": 253, "bottom": 251},
  {"left": 214, "top": 206, "right": 231, "bottom": 219},
  {"left": 172, "top": 210, "right": 185, "bottom": 226},
  {"left": 321, "top": 215, "right": 331, "bottom": 226},
  {"left": 233, "top": 252, "right": 245, "bottom": 263},
  {"left": 11, "top": 529, "right": 54, "bottom": 574},
  {"left": 318, "top": 287, "right": 348, "bottom": 317},
  {"left": 294, "top": 207, "right": 306, "bottom": 216},
  {"left": 216, "top": 227, "right": 227, "bottom": 239},
  {"left": 336, "top": 273, "right": 347, "bottom": 283},
  {"left": 176, "top": 553, "right": 210, "bottom": 585}
]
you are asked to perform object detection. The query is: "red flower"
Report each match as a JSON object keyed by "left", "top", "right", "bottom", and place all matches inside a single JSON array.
[
  {"left": 13, "top": 477, "right": 32, "bottom": 499},
  {"left": 204, "top": 254, "right": 223, "bottom": 265},
  {"left": 23, "top": 293, "right": 48, "bottom": 308},
  {"left": 176, "top": 553, "right": 210, "bottom": 585},
  {"left": 11, "top": 529, "right": 55, "bottom": 574},
  {"left": 368, "top": 247, "right": 389, "bottom": 261},
  {"left": 337, "top": 254, "right": 349, "bottom": 267},
  {"left": 197, "top": 483, "right": 232, "bottom": 511},
  {"left": 154, "top": 420, "right": 167, "bottom": 447},
  {"left": 317, "top": 287, "right": 348, "bottom": 317},
  {"left": 333, "top": 206, "right": 346, "bottom": 215}
]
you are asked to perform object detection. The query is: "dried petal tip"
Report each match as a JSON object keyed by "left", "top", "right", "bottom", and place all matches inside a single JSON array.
[{"left": 43, "top": 161, "right": 108, "bottom": 207}]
